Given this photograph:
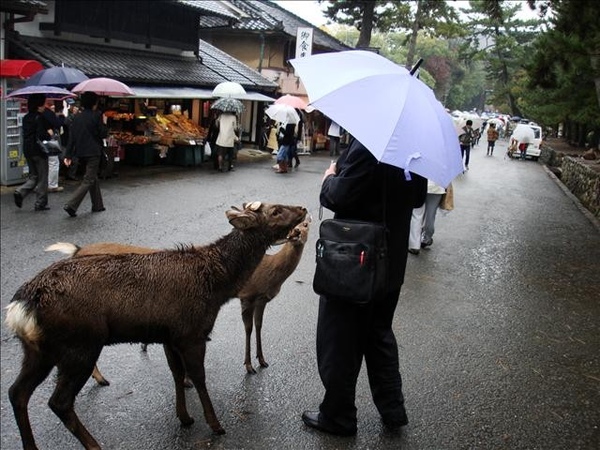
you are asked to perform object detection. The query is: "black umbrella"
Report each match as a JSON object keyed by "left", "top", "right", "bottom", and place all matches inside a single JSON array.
[{"left": 25, "top": 66, "right": 89, "bottom": 88}]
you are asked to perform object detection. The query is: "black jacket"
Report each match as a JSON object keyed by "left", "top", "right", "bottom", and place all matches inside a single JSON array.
[
  {"left": 66, "top": 109, "right": 107, "bottom": 159},
  {"left": 320, "top": 137, "right": 427, "bottom": 289}
]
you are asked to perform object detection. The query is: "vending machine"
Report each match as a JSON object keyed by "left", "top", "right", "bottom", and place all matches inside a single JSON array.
[{"left": 1, "top": 76, "right": 28, "bottom": 185}]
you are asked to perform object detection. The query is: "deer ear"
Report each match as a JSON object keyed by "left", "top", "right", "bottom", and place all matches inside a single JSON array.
[{"left": 226, "top": 209, "right": 256, "bottom": 229}]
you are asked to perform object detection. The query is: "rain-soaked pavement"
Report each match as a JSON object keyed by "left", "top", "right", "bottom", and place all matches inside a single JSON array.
[{"left": 1, "top": 140, "right": 599, "bottom": 450}]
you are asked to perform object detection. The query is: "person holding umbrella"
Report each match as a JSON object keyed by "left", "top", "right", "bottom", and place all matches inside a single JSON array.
[
  {"left": 62, "top": 91, "right": 108, "bottom": 217},
  {"left": 13, "top": 94, "right": 51, "bottom": 211}
]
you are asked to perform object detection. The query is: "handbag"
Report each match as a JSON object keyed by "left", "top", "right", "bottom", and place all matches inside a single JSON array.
[
  {"left": 313, "top": 218, "right": 388, "bottom": 305},
  {"left": 37, "top": 136, "right": 62, "bottom": 155},
  {"left": 439, "top": 183, "right": 454, "bottom": 211}
]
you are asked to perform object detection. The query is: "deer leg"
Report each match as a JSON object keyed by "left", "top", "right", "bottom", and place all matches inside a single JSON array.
[
  {"left": 241, "top": 300, "right": 256, "bottom": 374},
  {"left": 254, "top": 301, "right": 269, "bottom": 368},
  {"left": 179, "top": 342, "right": 225, "bottom": 435},
  {"left": 9, "top": 346, "right": 55, "bottom": 450},
  {"left": 91, "top": 364, "right": 110, "bottom": 386},
  {"left": 163, "top": 344, "right": 194, "bottom": 426},
  {"left": 48, "top": 349, "right": 103, "bottom": 450}
]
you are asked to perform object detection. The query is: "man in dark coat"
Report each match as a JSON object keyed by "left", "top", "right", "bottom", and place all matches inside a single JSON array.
[
  {"left": 302, "top": 136, "right": 427, "bottom": 436},
  {"left": 63, "top": 91, "right": 108, "bottom": 217},
  {"left": 13, "top": 94, "right": 50, "bottom": 211}
]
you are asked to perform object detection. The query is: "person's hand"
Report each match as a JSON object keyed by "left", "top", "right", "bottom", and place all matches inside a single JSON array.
[
  {"left": 322, "top": 160, "right": 337, "bottom": 181},
  {"left": 63, "top": 158, "right": 72, "bottom": 167}
]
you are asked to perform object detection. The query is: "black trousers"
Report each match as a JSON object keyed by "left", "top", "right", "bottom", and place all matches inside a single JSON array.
[
  {"left": 64, "top": 155, "right": 103, "bottom": 212},
  {"left": 316, "top": 288, "right": 406, "bottom": 430},
  {"left": 16, "top": 154, "right": 48, "bottom": 209}
]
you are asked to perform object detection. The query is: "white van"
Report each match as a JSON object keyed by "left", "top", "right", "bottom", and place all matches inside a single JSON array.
[{"left": 509, "top": 123, "right": 543, "bottom": 160}]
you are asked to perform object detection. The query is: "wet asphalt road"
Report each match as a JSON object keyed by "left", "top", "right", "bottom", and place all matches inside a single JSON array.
[{"left": 1, "top": 140, "right": 599, "bottom": 450}]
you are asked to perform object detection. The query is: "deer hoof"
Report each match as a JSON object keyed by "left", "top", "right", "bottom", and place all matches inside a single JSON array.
[
  {"left": 179, "top": 415, "right": 195, "bottom": 427},
  {"left": 245, "top": 364, "right": 257, "bottom": 374}
]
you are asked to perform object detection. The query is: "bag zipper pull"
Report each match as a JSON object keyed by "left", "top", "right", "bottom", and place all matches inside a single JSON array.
[{"left": 360, "top": 250, "right": 365, "bottom": 266}]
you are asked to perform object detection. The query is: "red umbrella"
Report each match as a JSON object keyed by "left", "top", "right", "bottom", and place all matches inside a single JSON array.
[
  {"left": 275, "top": 94, "right": 308, "bottom": 110},
  {"left": 72, "top": 77, "right": 134, "bottom": 97}
]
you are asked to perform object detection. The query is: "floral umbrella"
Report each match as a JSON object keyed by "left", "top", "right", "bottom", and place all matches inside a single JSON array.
[{"left": 211, "top": 97, "right": 244, "bottom": 114}]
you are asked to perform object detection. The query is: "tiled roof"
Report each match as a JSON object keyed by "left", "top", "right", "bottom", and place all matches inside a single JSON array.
[
  {"left": 7, "top": 34, "right": 278, "bottom": 92},
  {"left": 177, "top": 0, "right": 238, "bottom": 21},
  {"left": 1, "top": 0, "right": 48, "bottom": 14},
  {"left": 197, "top": 0, "right": 351, "bottom": 52}
]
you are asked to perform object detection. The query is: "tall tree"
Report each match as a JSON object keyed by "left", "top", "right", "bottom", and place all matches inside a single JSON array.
[{"left": 459, "top": 0, "right": 542, "bottom": 116}]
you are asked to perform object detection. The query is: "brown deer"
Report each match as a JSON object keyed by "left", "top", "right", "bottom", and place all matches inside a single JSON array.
[{"left": 6, "top": 201, "right": 307, "bottom": 450}]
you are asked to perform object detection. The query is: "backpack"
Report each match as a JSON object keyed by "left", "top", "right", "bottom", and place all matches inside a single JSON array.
[{"left": 459, "top": 127, "right": 473, "bottom": 145}]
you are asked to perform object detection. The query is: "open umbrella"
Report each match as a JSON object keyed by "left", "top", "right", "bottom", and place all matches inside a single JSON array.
[
  {"left": 211, "top": 97, "right": 244, "bottom": 114},
  {"left": 212, "top": 81, "right": 246, "bottom": 98},
  {"left": 274, "top": 94, "right": 308, "bottom": 110},
  {"left": 265, "top": 103, "right": 300, "bottom": 125},
  {"left": 511, "top": 123, "right": 535, "bottom": 144},
  {"left": 72, "top": 77, "right": 134, "bottom": 96},
  {"left": 5, "top": 85, "right": 77, "bottom": 100},
  {"left": 25, "top": 66, "right": 88, "bottom": 88},
  {"left": 290, "top": 50, "right": 462, "bottom": 187}
]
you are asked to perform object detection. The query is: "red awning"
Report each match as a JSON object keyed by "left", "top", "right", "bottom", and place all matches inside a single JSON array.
[{"left": 0, "top": 59, "right": 43, "bottom": 79}]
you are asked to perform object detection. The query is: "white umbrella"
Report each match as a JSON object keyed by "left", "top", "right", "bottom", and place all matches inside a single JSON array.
[
  {"left": 265, "top": 103, "right": 300, "bottom": 125},
  {"left": 511, "top": 123, "right": 536, "bottom": 143},
  {"left": 290, "top": 50, "right": 462, "bottom": 187},
  {"left": 212, "top": 81, "right": 246, "bottom": 98}
]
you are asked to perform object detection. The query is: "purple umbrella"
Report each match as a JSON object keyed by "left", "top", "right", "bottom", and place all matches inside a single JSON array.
[
  {"left": 5, "top": 85, "right": 77, "bottom": 100},
  {"left": 25, "top": 66, "right": 89, "bottom": 88}
]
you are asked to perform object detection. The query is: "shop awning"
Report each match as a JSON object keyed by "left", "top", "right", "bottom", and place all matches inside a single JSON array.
[
  {"left": 0, "top": 60, "right": 43, "bottom": 79},
  {"left": 130, "top": 86, "right": 275, "bottom": 102}
]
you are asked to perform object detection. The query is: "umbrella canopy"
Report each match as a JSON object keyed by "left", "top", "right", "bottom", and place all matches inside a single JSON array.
[
  {"left": 25, "top": 66, "right": 89, "bottom": 88},
  {"left": 265, "top": 103, "right": 300, "bottom": 125},
  {"left": 290, "top": 50, "right": 463, "bottom": 187},
  {"left": 453, "top": 114, "right": 484, "bottom": 136},
  {"left": 72, "top": 77, "right": 134, "bottom": 96},
  {"left": 212, "top": 81, "right": 246, "bottom": 98},
  {"left": 511, "top": 124, "right": 536, "bottom": 143},
  {"left": 274, "top": 94, "right": 308, "bottom": 110},
  {"left": 5, "top": 85, "right": 77, "bottom": 100},
  {"left": 211, "top": 97, "right": 244, "bottom": 114}
]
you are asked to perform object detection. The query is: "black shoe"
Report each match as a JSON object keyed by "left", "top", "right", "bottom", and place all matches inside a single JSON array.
[
  {"left": 34, "top": 205, "right": 50, "bottom": 211},
  {"left": 14, "top": 191, "right": 23, "bottom": 208},
  {"left": 408, "top": 248, "right": 420, "bottom": 255},
  {"left": 63, "top": 205, "right": 77, "bottom": 217},
  {"left": 301, "top": 411, "right": 356, "bottom": 437},
  {"left": 92, "top": 207, "right": 106, "bottom": 213},
  {"left": 421, "top": 239, "right": 433, "bottom": 248},
  {"left": 382, "top": 411, "right": 408, "bottom": 430}
]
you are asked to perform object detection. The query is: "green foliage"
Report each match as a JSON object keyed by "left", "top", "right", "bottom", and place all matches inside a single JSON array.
[{"left": 322, "top": 0, "right": 598, "bottom": 136}]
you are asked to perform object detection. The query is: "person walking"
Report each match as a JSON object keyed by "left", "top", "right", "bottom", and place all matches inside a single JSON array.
[
  {"left": 62, "top": 91, "right": 108, "bottom": 217},
  {"left": 288, "top": 109, "right": 303, "bottom": 168},
  {"left": 459, "top": 119, "right": 475, "bottom": 171},
  {"left": 486, "top": 123, "right": 499, "bottom": 156},
  {"left": 265, "top": 119, "right": 279, "bottom": 155},
  {"left": 64, "top": 102, "right": 80, "bottom": 180},
  {"left": 274, "top": 122, "right": 295, "bottom": 174},
  {"left": 42, "top": 98, "right": 65, "bottom": 193},
  {"left": 408, "top": 180, "right": 446, "bottom": 254},
  {"left": 13, "top": 94, "right": 51, "bottom": 211},
  {"left": 301, "top": 135, "right": 426, "bottom": 436},
  {"left": 327, "top": 120, "right": 341, "bottom": 157},
  {"left": 214, "top": 111, "right": 237, "bottom": 172}
]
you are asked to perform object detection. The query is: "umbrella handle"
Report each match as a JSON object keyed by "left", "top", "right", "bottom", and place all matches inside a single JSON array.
[{"left": 410, "top": 58, "right": 423, "bottom": 76}]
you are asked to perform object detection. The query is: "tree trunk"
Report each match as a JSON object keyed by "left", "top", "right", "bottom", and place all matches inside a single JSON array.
[
  {"left": 405, "top": 1, "right": 424, "bottom": 70},
  {"left": 356, "top": 1, "right": 375, "bottom": 48}
]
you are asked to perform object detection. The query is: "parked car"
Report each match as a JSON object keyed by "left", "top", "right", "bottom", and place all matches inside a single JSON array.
[{"left": 509, "top": 123, "right": 543, "bottom": 160}]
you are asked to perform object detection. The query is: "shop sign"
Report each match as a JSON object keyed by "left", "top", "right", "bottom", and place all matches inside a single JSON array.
[{"left": 295, "top": 27, "right": 313, "bottom": 59}]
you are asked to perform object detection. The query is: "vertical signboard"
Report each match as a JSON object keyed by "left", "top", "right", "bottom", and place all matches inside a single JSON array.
[{"left": 295, "top": 27, "right": 313, "bottom": 59}]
